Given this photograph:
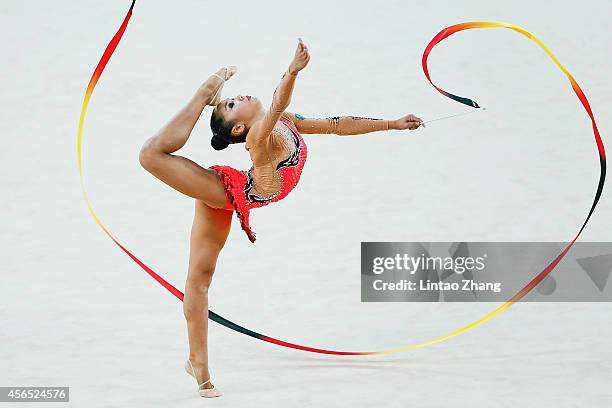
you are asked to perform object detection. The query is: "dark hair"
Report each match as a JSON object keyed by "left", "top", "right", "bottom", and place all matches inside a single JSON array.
[
  {"left": 210, "top": 135, "right": 230, "bottom": 151},
  {"left": 210, "top": 108, "right": 247, "bottom": 151}
]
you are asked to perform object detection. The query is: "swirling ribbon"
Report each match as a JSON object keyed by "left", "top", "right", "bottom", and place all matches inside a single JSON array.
[{"left": 78, "top": 4, "right": 605, "bottom": 355}]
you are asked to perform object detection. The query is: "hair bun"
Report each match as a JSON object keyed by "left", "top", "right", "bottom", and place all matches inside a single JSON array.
[{"left": 211, "top": 134, "right": 230, "bottom": 151}]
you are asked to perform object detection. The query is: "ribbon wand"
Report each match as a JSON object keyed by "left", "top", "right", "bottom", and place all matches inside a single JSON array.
[{"left": 423, "top": 107, "right": 486, "bottom": 125}]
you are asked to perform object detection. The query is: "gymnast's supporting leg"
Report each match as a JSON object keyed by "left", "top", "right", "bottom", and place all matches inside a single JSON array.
[{"left": 184, "top": 200, "right": 232, "bottom": 391}]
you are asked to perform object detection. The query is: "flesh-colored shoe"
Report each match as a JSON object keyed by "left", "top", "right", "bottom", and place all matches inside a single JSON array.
[
  {"left": 208, "top": 66, "right": 237, "bottom": 106},
  {"left": 185, "top": 360, "right": 222, "bottom": 398}
]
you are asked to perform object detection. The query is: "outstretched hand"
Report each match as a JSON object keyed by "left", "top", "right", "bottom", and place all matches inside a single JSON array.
[
  {"left": 289, "top": 38, "right": 310, "bottom": 74},
  {"left": 393, "top": 114, "right": 425, "bottom": 130}
]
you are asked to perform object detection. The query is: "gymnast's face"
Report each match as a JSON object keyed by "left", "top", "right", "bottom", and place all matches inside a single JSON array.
[{"left": 217, "top": 94, "right": 262, "bottom": 136}]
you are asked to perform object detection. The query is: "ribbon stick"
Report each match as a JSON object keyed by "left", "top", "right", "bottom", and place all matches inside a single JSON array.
[
  {"left": 78, "top": 4, "right": 605, "bottom": 355},
  {"left": 423, "top": 108, "right": 485, "bottom": 124}
]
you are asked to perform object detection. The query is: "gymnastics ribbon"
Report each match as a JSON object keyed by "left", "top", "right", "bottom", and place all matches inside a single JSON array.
[{"left": 78, "top": 3, "right": 605, "bottom": 355}]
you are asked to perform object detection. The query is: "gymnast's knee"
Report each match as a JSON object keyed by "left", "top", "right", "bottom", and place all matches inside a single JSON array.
[
  {"left": 183, "top": 303, "right": 203, "bottom": 320},
  {"left": 186, "top": 272, "right": 214, "bottom": 293},
  {"left": 183, "top": 285, "right": 210, "bottom": 319}
]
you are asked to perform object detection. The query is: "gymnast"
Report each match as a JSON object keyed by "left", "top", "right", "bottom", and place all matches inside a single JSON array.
[{"left": 138, "top": 38, "right": 424, "bottom": 397}]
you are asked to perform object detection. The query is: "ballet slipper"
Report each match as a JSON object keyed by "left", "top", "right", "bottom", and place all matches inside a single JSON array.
[
  {"left": 185, "top": 360, "right": 222, "bottom": 398},
  {"left": 208, "top": 66, "right": 237, "bottom": 106}
]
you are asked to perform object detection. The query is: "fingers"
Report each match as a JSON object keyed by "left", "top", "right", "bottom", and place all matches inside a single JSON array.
[
  {"left": 406, "top": 114, "right": 424, "bottom": 129},
  {"left": 291, "top": 38, "right": 310, "bottom": 71},
  {"left": 404, "top": 121, "right": 423, "bottom": 130},
  {"left": 393, "top": 113, "right": 425, "bottom": 131},
  {"left": 297, "top": 38, "right": 309, "bottom": 56}
]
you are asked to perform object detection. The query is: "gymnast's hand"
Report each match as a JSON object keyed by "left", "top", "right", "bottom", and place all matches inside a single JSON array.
[
  {"left": 289, "top": 38, "right": 310, "bottom": 74},
  {"left": 392, "top": 113, "right": 425, "bottom": 130}
]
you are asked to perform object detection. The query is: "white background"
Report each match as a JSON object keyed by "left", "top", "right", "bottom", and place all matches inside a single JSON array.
[{"left": 1, "top": 0, "right": 611, "bottom": 406}]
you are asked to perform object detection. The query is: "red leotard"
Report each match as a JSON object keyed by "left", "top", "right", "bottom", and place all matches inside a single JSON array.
[{"left": 209, "top": 117, "right": 307, "bottom": 242}]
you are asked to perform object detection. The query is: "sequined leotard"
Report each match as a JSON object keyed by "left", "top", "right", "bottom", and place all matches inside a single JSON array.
[{"left": 209, "top": 116, "right": 307, "bottom": 242}]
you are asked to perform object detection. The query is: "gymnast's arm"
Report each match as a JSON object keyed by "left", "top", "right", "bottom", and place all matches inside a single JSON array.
[
  {"left": 249, "top": 39, "right": 310, "bottom": 143},
  {"left": 284, "top": 113, "right": 425, "bottom": 135}
]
